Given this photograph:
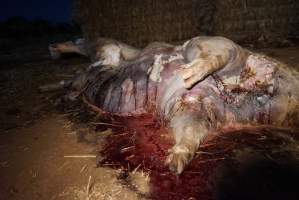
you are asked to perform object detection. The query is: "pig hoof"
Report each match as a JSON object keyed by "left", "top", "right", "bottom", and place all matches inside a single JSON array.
[{"left": 166, "top": 145, "right": 192, "bottom": 174}]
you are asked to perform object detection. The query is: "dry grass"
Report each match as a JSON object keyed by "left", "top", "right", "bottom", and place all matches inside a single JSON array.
[{"left": 58, "top": 170, "right": 150, "bottom": 200}]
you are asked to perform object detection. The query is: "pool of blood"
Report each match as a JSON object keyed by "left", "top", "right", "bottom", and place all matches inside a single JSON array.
[{"left": 96, "top": 115, "right": 299, "bottom": 200}]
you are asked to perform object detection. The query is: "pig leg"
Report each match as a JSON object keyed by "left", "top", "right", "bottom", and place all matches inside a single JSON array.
[
  {"left": 48, "top": 41, "right": 88, "bottom": 59},
  {"left": 178, "top": 54, "right": 229, "bottom": 89},
  {"left": 178, "top": 37, "right": 243, "bottom": 89},
  {"left": 166, "top": 110, "right": 209, "bottom": 174}
]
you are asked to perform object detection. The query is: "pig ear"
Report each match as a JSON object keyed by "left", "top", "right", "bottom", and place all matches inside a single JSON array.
[{"left": 48, "top": 45, "right": 61, "bottom": 59}]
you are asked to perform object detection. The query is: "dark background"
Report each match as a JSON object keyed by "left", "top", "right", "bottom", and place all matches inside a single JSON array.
[{"left": 0, "top": 0, "right": 71, "bottom": 23}]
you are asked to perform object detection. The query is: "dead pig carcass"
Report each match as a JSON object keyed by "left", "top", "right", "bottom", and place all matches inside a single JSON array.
[{"left": 72, "top": 36, "right": 299, "bottom": 174}]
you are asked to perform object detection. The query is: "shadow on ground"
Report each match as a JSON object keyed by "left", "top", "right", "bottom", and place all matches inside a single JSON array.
[{"left": 214, "top": 148, "right": 299, "bottom": 200}]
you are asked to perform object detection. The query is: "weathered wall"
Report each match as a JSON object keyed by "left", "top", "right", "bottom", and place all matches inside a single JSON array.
[
  {"left": 73, "top": 0, "right": 197, "bottom": 46},
  {"left": 73, "top": 0, "right": 299, "bottom": 46},
  {"left": 212, "top": 0, "right": 299, "bottom": 45}
]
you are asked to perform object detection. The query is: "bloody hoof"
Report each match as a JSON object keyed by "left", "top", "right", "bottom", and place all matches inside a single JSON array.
[{"left": 166, "top": 145, "right": 193, "bottom": 174}]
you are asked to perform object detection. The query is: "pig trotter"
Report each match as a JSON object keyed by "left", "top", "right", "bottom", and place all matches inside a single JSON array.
[{"left": 166, "top": 144, "right": 194, "bottom": 174}]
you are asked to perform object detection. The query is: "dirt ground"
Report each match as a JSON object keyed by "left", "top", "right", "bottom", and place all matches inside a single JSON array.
[{"left": 0, "top": 45, "right": 299, "bottom": 200}]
